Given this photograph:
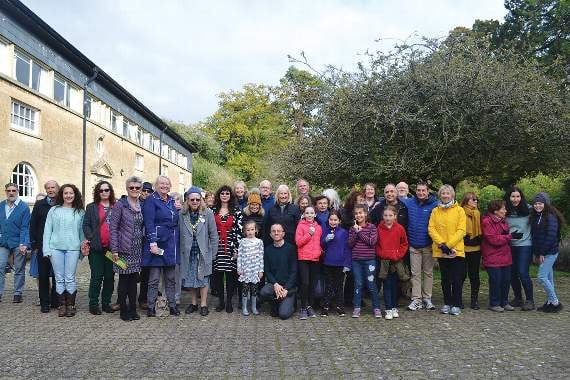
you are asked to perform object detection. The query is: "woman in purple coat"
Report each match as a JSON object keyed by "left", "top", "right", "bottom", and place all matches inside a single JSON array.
[
  {"left": 142, "top": 175, "right": 181, "bottom": 317},
  {"left": 110, "top": 176, "right": 144, "bottom": 321}
]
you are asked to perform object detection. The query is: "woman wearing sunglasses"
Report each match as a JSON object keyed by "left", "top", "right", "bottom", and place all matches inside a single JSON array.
[
  {"left": 460, "top": 192, "right": 482, "bottom": 310},
  {"left": 83, "top": 180, "right": 117, "bottom": 315},
  {"left": 109, "top": 176, "right": 145, "bottom": 321}
]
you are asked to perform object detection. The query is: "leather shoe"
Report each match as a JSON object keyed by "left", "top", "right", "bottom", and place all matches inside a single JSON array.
[
  {"left": 139, "top": 302, "right": 148, "bottom": 310},
  {"left": 111, "top": 303, "right": 121, "bottom": 311},
  {"left": 169, "top": 307, "right": 181, "bottom": 316},
  {"left": 130, "top": 312, "right": 141, "bottom": 320},
  {"left": 199, "top": 306, "right": 209, "bottom": 316},
  {"left": 41, "top": 305, "right": 50, "bottom": 313},
  {"left": 89, "top": 306, "right": 102, "bottom": 315},
  {"left": 185, "top": 304, "right": 198, "bottom": 314},
  {"left": 102, "top": 304, "right": 115, "bottom": 313},
  {"left": 12, "top": 295, "right": 22, "bottom": 303},
  {"left": 147, "top": 309, "right": 156, "bottom": 317}
]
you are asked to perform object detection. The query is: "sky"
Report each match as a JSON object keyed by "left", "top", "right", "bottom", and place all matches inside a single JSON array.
[{"left": 21, "top": 0, "right": 507, "bottom": 125}]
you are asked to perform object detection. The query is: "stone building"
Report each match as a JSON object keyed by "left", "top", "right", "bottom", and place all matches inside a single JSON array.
[{"left": 0, "top": 0, "right": 194, "bottom": 204}]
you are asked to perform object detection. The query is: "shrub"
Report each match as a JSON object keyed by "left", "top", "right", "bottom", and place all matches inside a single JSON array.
[
  {"left": 478, "top": 185, "right": 503, "bottom": 213},
  {"left": 191, "top": 156, "right": 237, "bottom": 192}
]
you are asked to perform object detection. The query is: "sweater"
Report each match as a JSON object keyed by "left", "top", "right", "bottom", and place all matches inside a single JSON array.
[
  {"left": 481, "top": 214, "right": 512, "bottom": 268},
  {"left": 264, "top": 241, "right": 298, "bottom": 290},
  {"left": 42, "top": 207, "right": 85, "bottom": 255},
  {"left": 29, "top": 197, "right": 53, "bottom": 250},
  {"left": 0, "top": 199, "right": 30, "bottom": 249},
  {"left": 295, "top": 219, "right": 323, "bottom": 261},
  {"left": 320, "top": 225, "right": 352, "bottom": 268},
  {"left": 402, "top": 194, "right": 438, "bottom": 248},
  {"left": 264, "top": 202, "right": 301, "bottom": 245},
  {"left": 531, "top": 212, "right": 560, "bottom": 256},
  {"left": 348, "top": 223, "right": 378, "bottom": 260},
  {"left": 506, "top": 209, "right": 532, "bottom": 247},
  {"left": 237, "top": 237, "right": 264, "bottom": 283},
  {"left": 375, "top": 221, "right": 408, "bottom": 261},
  {"left": 428, "top": 202, "right": 466, "bottom": 258}
]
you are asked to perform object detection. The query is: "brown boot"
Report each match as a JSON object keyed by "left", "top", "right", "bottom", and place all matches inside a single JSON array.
[
  {"left": 66, "top": 291, "right": 77, "bottom": 317},
  {"left": 57, "top": 292, "right": 67, "bottom": 317}
]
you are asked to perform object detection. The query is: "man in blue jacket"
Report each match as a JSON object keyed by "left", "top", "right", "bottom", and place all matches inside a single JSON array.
[
  {"left": 0, "top": 183, "right": 31, "bottom": 303},
  {"left": 401, "top": 181, "right": 438, "bottom": 311}
]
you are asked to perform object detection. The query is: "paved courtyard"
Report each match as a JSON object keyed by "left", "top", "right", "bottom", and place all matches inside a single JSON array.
[{"left": 0, "top": 259, "right": 568, "bottom": 379}]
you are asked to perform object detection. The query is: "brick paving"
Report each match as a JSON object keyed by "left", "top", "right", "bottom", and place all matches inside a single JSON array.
[{"left": 0, "top": 260, "right": 568, "bottom": 379}]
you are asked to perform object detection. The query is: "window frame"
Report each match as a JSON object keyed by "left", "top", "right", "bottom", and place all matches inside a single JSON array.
[
  {"left": 10, "top": 100, "right": 39, "bottom": 135},
  {"left": 11, "top": 162, "right": 37, "bottom": 202}
]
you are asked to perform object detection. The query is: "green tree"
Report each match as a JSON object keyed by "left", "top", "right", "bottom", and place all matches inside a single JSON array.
[
  {"left": 277, "top": 34, "right": 570, "bottom": 188},
  {"left": 204, "top": 84, "right": 294, "bottom": 182}
]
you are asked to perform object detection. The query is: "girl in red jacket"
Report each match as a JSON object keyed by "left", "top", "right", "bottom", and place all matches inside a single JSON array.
[
  {"left": 481, "top": 200, "right": 515, "bottom": 312},
  {"left": 295, "top": 206, "right": 323, "bottom": 320},
  {"left": 376, "top": 206, "right": 409, "bottom": 320}
]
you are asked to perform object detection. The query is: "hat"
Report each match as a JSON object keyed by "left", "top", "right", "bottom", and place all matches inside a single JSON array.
[
  {"left": 533, "top": 192, "right": 550, "bottom": 205},
  {"left": 142, "top": 182, "right": 153, "bottom": 192},
  {"left": 247, "top": 192, "right": 261, "bottom": 205},
  {"left": 185, "top": 186, "right": 202, "bottom": 197}
]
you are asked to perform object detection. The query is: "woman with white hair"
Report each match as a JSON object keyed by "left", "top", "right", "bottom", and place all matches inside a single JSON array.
[
  {"left": 264, "top": 184, "right": 301, "bottom": 244},
  {"left": 428, "top": 184, "right": 466, "bottom": 316},
  {"left": 322, "top": 188, "right": 341, "bottom": 211}
]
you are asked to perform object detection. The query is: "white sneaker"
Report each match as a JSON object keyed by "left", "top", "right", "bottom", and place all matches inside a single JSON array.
[
  {"left": 407, "top": 299, "right": 423, "bottom": 311},
  {"left": 450, "top": 306, "right": 461, "bottom": 316},
  {"left": 391, "top": 308, "right": 399, "bottom": 318},
  {"left": 384, "top": 309, "right": 393, "bottom": 320},
  {"left": 441, "top": 305, "right": 451, "bottom": 314},
  {"left": 423, "top": 299, "right": 435, "bottom": 310}
]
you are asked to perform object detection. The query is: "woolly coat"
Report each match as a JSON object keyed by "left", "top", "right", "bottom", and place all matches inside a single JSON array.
[
  {"left": 481, "top": 214, "right": 513, "bottom": 268},
  {"left": 109, "top": 197, "right": 144, "bottom": 273},
  {"left": 428, "top": 203, "right": 466, "bottom": 258},
  {"left": 375, "top": 221, "right": 409, "bottom": 261},
  {"left": 295, "top": 219, "right": 322, "bottom": 261},
  {"left": 179, "top": 208, "right": 219, "bottom": 282}
]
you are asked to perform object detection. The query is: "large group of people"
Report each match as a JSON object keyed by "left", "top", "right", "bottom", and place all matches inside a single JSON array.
[{"left": 0, "top": 176, "right": 565, "bottom": 321}]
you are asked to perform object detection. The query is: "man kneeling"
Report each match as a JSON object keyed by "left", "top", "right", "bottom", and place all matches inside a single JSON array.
[{"left": 259, "top": 223, "right": 297, "bottom": 320}]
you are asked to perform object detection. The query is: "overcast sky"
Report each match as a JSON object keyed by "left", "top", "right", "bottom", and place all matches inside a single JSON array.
[{"left": 21, "top": 0, "right": 507, "bottom": 124}]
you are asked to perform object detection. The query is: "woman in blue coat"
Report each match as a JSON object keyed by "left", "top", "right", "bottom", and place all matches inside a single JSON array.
[{"left": 142, "top": 175, "right": 181, "bottom": 317}]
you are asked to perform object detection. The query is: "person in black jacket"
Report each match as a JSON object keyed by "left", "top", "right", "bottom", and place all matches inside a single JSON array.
[
  {"left": 29, "top": 180, "right": 59, "bottom": 313},
  {"left": 83, "top": 181, "right": 117, "bottom": 315},
  {"left": 369, "top": 184, "right": 409, "bottom": 227},
  {"left": 263, "top": 184, "right": 301, "bottom": 245}
]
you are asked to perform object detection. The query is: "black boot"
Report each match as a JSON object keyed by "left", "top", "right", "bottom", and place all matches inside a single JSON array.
[
  {"left": 471, "top": 286, "right": 480, "bottom": 309},
  {"left": 215, "top": 293, "right": 225, "bottom": 312},
  {"left": 120, "top": 303, "right": 132, "bottom": 321},
  {"left": 225, "top": 297, "right": 233, "bottom": 313}
]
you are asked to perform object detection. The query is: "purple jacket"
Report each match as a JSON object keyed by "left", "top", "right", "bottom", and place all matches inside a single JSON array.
[
  {"left": 320, "top": 225, "right": 352, "bottom": 268},
  {"left": 110, "top": 197, "right": 143, "bottom": 255}
]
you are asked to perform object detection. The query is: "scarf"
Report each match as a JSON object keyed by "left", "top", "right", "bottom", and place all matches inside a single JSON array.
[
  {"left": 463, "top": 205, "right": 482, "bottom": 238},
  {"left": 439, "top": 200, "right": 455, "bottom": 209}
]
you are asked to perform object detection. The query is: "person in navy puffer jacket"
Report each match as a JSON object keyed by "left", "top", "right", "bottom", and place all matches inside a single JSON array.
[
  {"left": 320, "top": 210, "right": 351, "bottom": 317},
  {"left": 401, "top": 181, "right": 438, "bottom": 311}
]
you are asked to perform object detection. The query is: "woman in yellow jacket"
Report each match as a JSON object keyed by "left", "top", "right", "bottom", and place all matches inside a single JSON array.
[{"left": 428, "top": 184, "right": 466, "bottom": 316}]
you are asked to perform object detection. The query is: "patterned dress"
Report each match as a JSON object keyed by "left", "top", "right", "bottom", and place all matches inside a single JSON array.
[
  {"left": 114, "top": 210, "right": 143, "bottom": 274},
  {"left": 212, "top": 208, "right": 243, "bottom": 272},
  {"left": 183, "top": 212, "right": 209, "bottom": 288},
  {"left": 237, "top": 237, "right": 264, "bottom": 284}
]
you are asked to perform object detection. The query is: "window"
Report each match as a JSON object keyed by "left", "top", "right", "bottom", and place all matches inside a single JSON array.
[
  {"left": 135, "top": 127, "right": 143, "bottom": 145},
  {"left": 54, "top": 75, "right": 71, "bottom": 106},
  {"left": 135, "top": 153, "right": 144, "bottom": 171},
  {"left": 96, "top": 137, "right": 104, "bottom": 157},
  {"left": 152, "top": 136, "right": 160, "bottom": 154},
  {"left": 169, "top": 148, "right": 177, "bottom": 163},
  {"left": 11, "top": 100, "right": 39, "bottom": 133},
  {"left": 179, "top": 172, "right": 185, "bottom": 186},
  {"left": 122, "top": 119, "right": 130, "bottom": 138},
  {"left": 86, "top": 96, "right": 100, "bottom": 121},
  {"left": 161, "top": 164, "right": 168, "bottom": 176},
  {"left": 110, "top": 111, "right": 118, "bottom": 132},
  {"left": 161, "top": 143, "right": 169, "bottom": 159},
  {"left": 14, "top": 50, "right": 49, "bottom": 95},
  {"left": 11, "top": 162, "right": 37, "bottom": 201},
  {"left": 179, "top": 154, "right": 188, "bottom": 168},
  {"left": 143, "top": 132, "right": 151, "bottom": 150},
  {"left": 0, "top": 41, "right": 9, "bottom": 75}
]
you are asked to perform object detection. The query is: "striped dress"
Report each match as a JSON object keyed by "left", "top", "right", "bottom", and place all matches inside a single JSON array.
[{"left": 212, "top": 208, "right": 243, "bottom": 272}]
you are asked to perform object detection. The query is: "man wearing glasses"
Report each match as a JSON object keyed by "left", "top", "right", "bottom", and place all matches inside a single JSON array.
[{"left": 0, "top": 183, "right": 31, "bottom": 303}]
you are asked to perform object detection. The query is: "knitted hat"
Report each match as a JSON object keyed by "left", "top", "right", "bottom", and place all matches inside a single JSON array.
[
  {"left": 185, "top": 186, "right": 202, "bottom": 197},
  {"left": 248, "top": 192, "right": 261, "bottom": 205},
  {"left": 142, "top": 182, "right": 153, "bottom": 191},
  {"left": 533, "top": 192, "right": 550, "bottom": 205}
]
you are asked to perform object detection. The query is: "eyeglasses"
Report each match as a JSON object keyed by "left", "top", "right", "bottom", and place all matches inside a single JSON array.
[
  {"left": 99, "top": 188, "right": 111, "bottom": 193},
  {"left": 5, "top": 189, "right": 17, "bottom": 193},
  {"left": 188, "top": 198, "right": 201, "bottom": 202},
  {"left": 142, "top": 189, "right": 153, "bottom": 193},
  {"left": 471, "top": 198, "right": 478, "bottom": 202},
  {"left": 220, "top": 192, "right": 230, "bottom": 195},
  {"left": 128, "top": 186, "right": 141, "bottom": 190}
]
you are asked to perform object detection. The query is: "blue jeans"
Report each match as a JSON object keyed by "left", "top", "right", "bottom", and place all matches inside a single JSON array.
[
  {"left": 537, "top": 253, "right": 559, "bottom": 304},
  {"left": 487, "top": 266, "right": 511, "bottom": 307},
  {"left": 0, "top": 247, "right": 26, "bottom": 296},
  {"left": 352, "top": 259, "right": 380, "bottom": 309},
  {"left": 510, "top": 245, "right": 533, "bottom": 301},
  {"left": 383, "top": 271, "right": 398, "bottom": 309},
  {"left": 49, "top": 250, "right": 81, "bottom": 294}
]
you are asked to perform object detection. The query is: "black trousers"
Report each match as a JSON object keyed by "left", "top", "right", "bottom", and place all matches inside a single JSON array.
[
  {"left": 439, "top": 257, "right": 466, "bottom": 308},
  {"left": 118, "top": 273, "right": 138, "bottom": 313},
  {"left": 138, "top": 267, "right": 149, "bottom": 304},
  {"left": 37, "top": 252, "right": 58, "bottom": 307},
  {"left": 298, "top": 261, "right": 320, "bottom": 309},
  {"left": 212, "top": 270, "right": 238, "bottom": 302},
  {"left": 323, "top": 265, "right": 344, "bottom": 308},
  {"left": 464, "top": 252, "right": 481, "bottom": 300}
]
